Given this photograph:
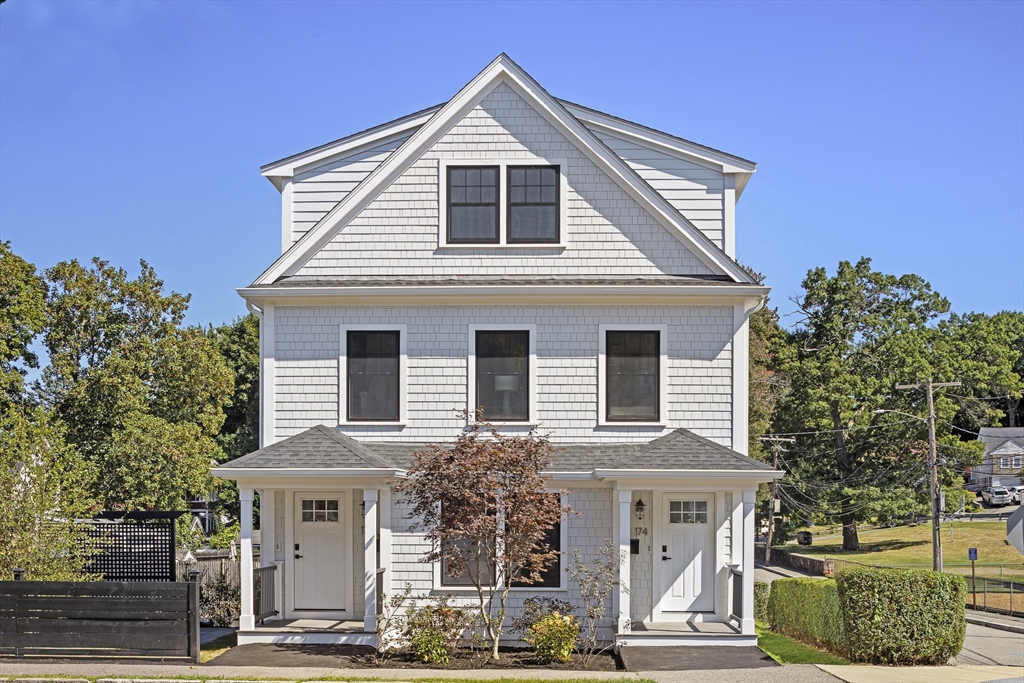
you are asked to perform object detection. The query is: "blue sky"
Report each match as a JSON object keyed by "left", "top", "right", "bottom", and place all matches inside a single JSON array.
[{"left": 1, "top": 0, "right": 1021, "bottom": 329}]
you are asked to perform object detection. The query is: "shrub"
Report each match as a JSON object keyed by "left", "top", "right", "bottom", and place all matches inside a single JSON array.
[
  {"left": 753, "top": 581, "right": 771, "bottom": 623},
  {"left": 404, "top": 596, "right": 473, "bottom": 664},
  {"left": 198, "top": 567, "right": 239, "bottom": 627},
  {"left": 836, "top": 568, "right": 966, "bottom": 665},
  {"left": 511, "top": 596, "right": 576, "bottom": 635},
  {"left": 767, "top": 578, "right": 844, "bottom": 655},
  {"left": 526, "top": 611, "right": 579, "bottom": 664}
]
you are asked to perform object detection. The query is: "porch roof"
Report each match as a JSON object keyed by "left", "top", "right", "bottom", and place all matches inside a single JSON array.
[{"left": 219, "top": 425, "right": 776, "bottom": 473}]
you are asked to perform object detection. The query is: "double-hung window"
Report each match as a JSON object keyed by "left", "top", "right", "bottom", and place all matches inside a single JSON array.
[
  {"left": 447, "top": 166, "right": 499, "bottom": 243},
  {"left": 508, "top": 166, "right": 559, "bottom": 243},
  {"left": 599, "top": 326, "right": 667, "bottom": 424},
  {"left": 441, "top": 161, "right": 564, "bottom": 246},
  {"left": 340, "top": 326, "right": 406, "bottom": 424},
  {"left": 474, "top": 330, "right": 530, "bottom": 422}
]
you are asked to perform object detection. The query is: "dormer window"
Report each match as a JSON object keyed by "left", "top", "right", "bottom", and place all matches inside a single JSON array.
[{"left": 440, "top": 160, "right": 566, "bottom": 247}]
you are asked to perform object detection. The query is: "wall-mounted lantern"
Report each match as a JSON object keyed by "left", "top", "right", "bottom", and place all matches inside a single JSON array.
[{"left": 634, "top": 497, "right": 646, "bottom": 521}]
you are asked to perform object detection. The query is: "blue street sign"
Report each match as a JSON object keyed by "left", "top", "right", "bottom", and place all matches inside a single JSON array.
[{"left": 968, "top": 547, "right": 978, "bottom": 561}]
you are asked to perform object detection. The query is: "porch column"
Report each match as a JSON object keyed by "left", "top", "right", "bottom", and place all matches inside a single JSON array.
[
  {"left": 363, "top": 488, "right": 378, "bottom": 633},
  {"left": 741, "top": 490, "right": 756, "bottom": 635},
  {"left": 239, "top": 487, "right": 255, "bottom": 631},
  {"left": 617, "top": 489, "right": 632, "bottom": 633}
]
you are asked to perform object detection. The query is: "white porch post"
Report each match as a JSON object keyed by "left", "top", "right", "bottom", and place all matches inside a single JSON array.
[
  {"left": 617, "top": 489, "right": 632, "bottom": 633},
  {"left": 741, "top": 490, "right": 756, "bottom": 635},
  {"left": 363, "top": 488, "right": 378, "bottom": 633},
  {"left": 239, "top": 487, "right": 255, "bottom": 631}
]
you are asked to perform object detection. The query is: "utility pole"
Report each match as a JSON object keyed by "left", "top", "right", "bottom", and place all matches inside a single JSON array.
[
  {"left": 760, "top": 436, "right": 795, "bottom": 566},
  {"left": 896, "top": 379, "right": 961, "bottom": 573}
]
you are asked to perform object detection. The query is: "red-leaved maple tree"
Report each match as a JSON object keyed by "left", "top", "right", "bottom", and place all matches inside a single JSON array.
[{"left": 394, "top": 414, "right": 569, "bottom": 660}]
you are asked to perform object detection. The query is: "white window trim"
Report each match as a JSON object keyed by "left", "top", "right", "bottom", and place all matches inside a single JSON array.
[
  {"left": 1000, "top": 457, "right": 1011, "bottom": 470},
  {"left": 598, "top": 324, "right": 669, "bottom": 427},
  {"left": 1014, "top": 456, "right": 1023, "bottom": 469},
  {"left": 468, "top": 323, "right": 538, "bottom": 426},
  {"left": 434, "top": 492, "right": 568, "bottom": 592},
  {"left": 438, "top": 158, "right": 569, "bottom": 248},
  {"left": 338, "top": 324, "right": 407, "bottom": 426}
]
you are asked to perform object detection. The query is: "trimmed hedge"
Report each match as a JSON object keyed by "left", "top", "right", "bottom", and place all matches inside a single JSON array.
[
  {"left": 767, "top": 578, "right": 845, "bottom": 655},
  {"left": 836, "top": 568, "right": 966, "bottom": 665},
  {"left": 754, "top": 581, "right": 771, "bottom": 623}
]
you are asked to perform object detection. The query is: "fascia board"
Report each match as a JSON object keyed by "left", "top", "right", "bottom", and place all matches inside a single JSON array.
[
  {"left": 260, "top": 107, "right": 440, "bottom": 178},
  {"left": 254, "top": 54, "right": 753, "bottom": 286},
  {"left": 236, "top": 284, "right": 770, "bottom": 307},
  {"left": 562, "top": 102, "right": 757, "bottom": 174},
  {"left": 593, "top": 468, "right": 783, "bottom": 482},
  {"left": 213, "top": 467, "right": 407, "bottom": 480}
]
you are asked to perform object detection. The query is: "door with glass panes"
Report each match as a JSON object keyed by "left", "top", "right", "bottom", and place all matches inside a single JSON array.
[
  {"left": 658, "top": 493, "right": 714, "bottom": 612},
  {"left": 293, "top": 493, "right": 345, "bottom": 610}
]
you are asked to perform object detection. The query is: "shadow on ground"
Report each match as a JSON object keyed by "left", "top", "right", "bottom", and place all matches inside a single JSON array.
[{"left": 204, "top": 644, "right": 373, "bottom": 667}]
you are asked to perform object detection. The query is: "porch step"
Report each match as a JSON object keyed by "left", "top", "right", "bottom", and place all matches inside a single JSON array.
[
  {"left": 238, "top": 619, "right": 376, "bottom": 646},
  {"left": 617, "top": 622, "right": 756, "bottom": 648}
]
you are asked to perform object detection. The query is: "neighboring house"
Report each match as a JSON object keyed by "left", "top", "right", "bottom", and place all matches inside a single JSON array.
[
  {"left": 214, "top": 54, "right": 781, "bottom": 648},
  {"left": 973, "top": 427, "right": 1024, "bottom": 488}
]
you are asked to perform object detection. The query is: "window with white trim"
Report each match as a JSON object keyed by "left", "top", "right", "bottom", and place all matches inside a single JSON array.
[
  {"left": 669, "top": 500, "right": 707, "bottom": 524},
  {"left": 339, "top": 325, "right": 406, "bottom": 424},
  {"left": 474, "top": 330, "right": 531, "bottom": 422},
  {"left": 301, "top": 499, "right": 339, "bottom": 523},
  {"left": 606, "top": 331, "right": 660, "bottom": 422},
  {"left": 440, "top": 160, "right": 566, "bottom": 246},
  {"left": 1001, "top": 457, "right": 1011, "bottom": 470},
  {"left": 1014, "top": 456, "right": 1022, "bottom": 469}
]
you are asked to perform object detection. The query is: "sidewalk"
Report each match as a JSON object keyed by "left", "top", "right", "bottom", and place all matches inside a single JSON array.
[{"left": 1, "top": 663, "right": 1022, "bottom": 683}]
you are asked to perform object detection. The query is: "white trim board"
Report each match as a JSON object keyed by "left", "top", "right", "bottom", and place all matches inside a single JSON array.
[
  {"left": 338, "top": 324, "right": 408, "bottom": 426},
  {"left": 467, "top": 323, "right": 538, "bottom": 425},
  {"left": 251, "top": 54, "right": 753, "bottom": 287},
  {"left": 598, "top": 324, "right": 669, "bottom": 427}
]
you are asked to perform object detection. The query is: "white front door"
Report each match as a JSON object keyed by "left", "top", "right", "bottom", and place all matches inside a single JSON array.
[
  {"left": 294, "top": 493, "right": 345, "bottom": 610},
  {"left": 658, "top": 493, "right": 714, "bottom": 612}
]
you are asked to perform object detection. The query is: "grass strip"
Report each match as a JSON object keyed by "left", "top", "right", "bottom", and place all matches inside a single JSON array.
[{"left": 756, "top": 622, "right": 848, "bottom": 665}]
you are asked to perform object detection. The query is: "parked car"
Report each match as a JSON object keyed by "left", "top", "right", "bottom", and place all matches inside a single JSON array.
[
  {"left": 1005, "top": 485, "right": 1024, "bottom": 504},
  {"left": 981, "top": 487, "right": 1012, "bottom": 507}
]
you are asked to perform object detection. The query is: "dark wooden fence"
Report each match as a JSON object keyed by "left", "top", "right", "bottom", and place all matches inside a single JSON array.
[{"left": 0, "top": 579, "right": 200, "bottom": 662}]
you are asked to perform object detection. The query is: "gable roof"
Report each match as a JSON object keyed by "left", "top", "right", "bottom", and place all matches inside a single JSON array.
[
  {"left": 979, "top": 427, "right": 1024, "bottom": 456},
  {"left": 253, "top": 54, "right": 754, "bottom": 286},
  {"left": 219, "top": 424, "right": 395, "bottom": 470}
]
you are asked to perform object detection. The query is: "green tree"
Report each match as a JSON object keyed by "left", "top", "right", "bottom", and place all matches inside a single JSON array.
[
  {"left": 0, "top": 241, "right": 47, "bottom": 403},
  {"left": 38, "top": 258, "right": 233, "bottom": 511},
  {"left": 938, "top": 311, "right": 1024, "bottom": 429},
  {"left": 778, "top": 258, "right": 959, "bottom": 550},
  {"left": 209, "top": 314, "right": 260, "bottom": 524},
  {"left": 0, "top": 404, "right": 97, "bottom": 580}
]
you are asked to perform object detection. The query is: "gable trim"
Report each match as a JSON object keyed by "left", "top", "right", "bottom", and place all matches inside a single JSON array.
[
  {"left": 260, "top": 104, "right": 442, "bottom": 183},
  {"left": 254, "top": 54, "right": 753, "bottom": 286}
]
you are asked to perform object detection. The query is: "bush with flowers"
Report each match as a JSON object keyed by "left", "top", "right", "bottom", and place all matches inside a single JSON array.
[{"left": 526, "top": 611, "right": 580, "bottom": 663}]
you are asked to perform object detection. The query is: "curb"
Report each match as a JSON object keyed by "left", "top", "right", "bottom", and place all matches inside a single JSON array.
[{"left": 965, "top": 615, "right": 1024, "bottom": 635}]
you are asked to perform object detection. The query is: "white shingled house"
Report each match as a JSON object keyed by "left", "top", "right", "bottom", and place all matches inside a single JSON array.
[{"left": 213, "top": 54, "right": 781, "bottom": 648}]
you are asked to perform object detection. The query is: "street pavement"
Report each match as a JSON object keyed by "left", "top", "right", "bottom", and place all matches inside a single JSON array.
[{"left": 957, "top": 624, "right": 1024, "bottom": 667}]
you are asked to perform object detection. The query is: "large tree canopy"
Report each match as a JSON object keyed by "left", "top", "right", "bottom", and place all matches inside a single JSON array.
[
  {"left": 776, "top": 258, "right": 981, "bottom": 550},
  {"left": 38, "top": 257, "right": 233, "bottom": 511}
]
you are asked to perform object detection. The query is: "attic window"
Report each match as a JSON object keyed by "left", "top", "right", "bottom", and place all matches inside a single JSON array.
[
  {"left": 508, "top": 166, "right": 559, "bottom": 243},
  {"left": 441, "top": 160, "right": 566, "bottom": 247},
  {"left": 447, "top": 166, "right": 499, "bottom": 243}
]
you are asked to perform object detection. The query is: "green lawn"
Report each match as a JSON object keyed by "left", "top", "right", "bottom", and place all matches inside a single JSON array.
[
  {"left": 788, "top": 521, "right": 1024, "bottom": 580},
  {"left": 756, "top": 623, "right": 848, "bottom": 665}
]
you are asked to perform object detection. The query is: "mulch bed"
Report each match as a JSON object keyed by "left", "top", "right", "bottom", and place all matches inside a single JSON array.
[{"left": 205, "top": 643, "right": 622, "bottom": 670}]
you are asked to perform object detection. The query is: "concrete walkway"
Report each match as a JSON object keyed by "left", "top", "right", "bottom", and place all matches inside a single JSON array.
[{"left": 818, "top": 664, "right": 1024, "bottom": 683}]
